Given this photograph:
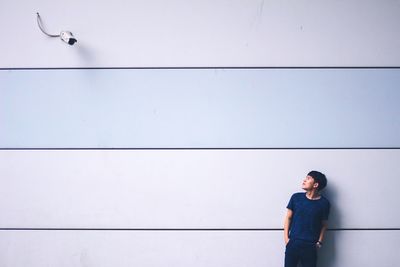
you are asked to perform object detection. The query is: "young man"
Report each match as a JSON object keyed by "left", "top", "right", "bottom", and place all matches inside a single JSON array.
[{"left": 283, "top": 170, "right": 330, "bottom": 267}]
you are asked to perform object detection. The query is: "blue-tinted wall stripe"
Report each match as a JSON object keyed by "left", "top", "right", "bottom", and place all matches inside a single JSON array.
[{"left": 1, "top": 69, "right": 399, "bottom": 148}]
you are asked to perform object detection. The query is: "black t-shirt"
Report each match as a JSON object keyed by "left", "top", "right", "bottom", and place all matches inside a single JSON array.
[{"left": 287, "top": 192, "right": 330, "bottom": 243}]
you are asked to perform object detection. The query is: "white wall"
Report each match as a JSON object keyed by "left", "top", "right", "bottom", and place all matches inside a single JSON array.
[
  {"left": 1, "top": 230, "right": 398, "bottom": 267},
  {"left": 1, "top": 149, "right": 400, "bottom": 266},
  {"left": 1, "top": 1, "right": 400, "bottom": 267},
  {"left": 0, "top": 0, "right": 400, "bottom": 67},
  {"left": 1, "top": 149, "right": 400, "bottom": 229}
]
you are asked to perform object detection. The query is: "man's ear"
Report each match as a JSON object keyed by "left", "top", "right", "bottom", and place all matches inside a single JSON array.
[{"left": 313, "top": 182, "right": 319, "bottom": 189}]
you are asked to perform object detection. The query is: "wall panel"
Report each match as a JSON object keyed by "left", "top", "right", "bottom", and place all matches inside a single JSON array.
[
  {"left": 1, "top": 0, "right": 400, "bottom": 67},
  {"left": 2, "top": 68, "right": 400, "bottom": 148},
  {"left": 0, "top": 230, "right": 397, "bottom": 267},
  {"left": 1, "top": 149, "right": 399, "bottom": 229}
]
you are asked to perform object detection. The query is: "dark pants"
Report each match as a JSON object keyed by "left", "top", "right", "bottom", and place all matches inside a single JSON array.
[{"left": 285, "top": 239, "right": 317, "bottom": 267}]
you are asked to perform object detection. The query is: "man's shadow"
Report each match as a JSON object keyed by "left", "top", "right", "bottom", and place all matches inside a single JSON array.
[{"left": 317, "top": 183, "right": 340, "bottom": 267}]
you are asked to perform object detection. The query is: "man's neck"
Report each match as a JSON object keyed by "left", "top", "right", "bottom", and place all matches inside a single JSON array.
[{"left": 306, "top": 190, "right": 321, "bottom": 200}]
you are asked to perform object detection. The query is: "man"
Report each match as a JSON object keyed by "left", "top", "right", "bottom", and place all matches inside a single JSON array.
[{"left": 283, "top": 170, "right": 330, "bottom": 267}]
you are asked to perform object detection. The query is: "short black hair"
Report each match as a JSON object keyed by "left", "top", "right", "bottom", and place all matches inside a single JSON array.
[{"left": 308, "top": 170, "right": 327, "bottom": 191}]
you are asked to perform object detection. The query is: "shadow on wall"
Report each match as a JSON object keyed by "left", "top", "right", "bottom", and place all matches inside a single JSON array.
[
  {"left": 75, "top": 41, "right": 97, "bottom": 65},
  {"left": 318, "top": 181, "right": 341, "bottom": 267}
]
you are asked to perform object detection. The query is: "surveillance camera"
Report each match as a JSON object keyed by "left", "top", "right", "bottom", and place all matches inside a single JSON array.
[
  {"left": 60, "top": 31, "right": 77, "bottom": 45},
  {"left": 36, "top": 13, "right": 78, "bottom": 46}
]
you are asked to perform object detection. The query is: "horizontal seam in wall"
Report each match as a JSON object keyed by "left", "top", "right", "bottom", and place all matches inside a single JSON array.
[
  {"left": 1, "top": 148, "right": 400, "bottom": 150},
  {"left": 1, "top": 67, "right": 400, "bottom": 71},
  {"left": 0, "top": 228, "right": 399, "bottom": 231}
]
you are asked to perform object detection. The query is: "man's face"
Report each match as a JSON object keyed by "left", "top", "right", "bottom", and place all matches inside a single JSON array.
[{"left": 302, "top": 175, "right": 318, "bottom": 191}]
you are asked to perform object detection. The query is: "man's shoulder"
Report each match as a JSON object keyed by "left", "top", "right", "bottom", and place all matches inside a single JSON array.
[
  {"left": 291, "top": 192, "right": 305, "bottom": 198},
  {"left": 319, "top": 196, "right": 331, "bottom": 210},
  {"left": 319, "top": 195, "right": 331, "bottom": 207},
  {"left": 288, "top": 192, "right": 305, "bottom": 202}
]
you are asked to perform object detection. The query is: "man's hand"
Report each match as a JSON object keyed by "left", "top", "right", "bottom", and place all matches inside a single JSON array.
[{"left": 284, "top": 209, "right": 293, "bottom": 246}]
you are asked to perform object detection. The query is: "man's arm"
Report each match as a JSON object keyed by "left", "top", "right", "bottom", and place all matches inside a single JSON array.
[
  {"left": 283, "top": 209, "right": 293, "bottom": 245},
  {"left": 317, "top": 220, "right": 328, "bottom": 248}
]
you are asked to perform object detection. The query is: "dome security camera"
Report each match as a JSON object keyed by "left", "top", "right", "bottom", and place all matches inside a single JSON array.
[{"left": 60, "top": 31, "right": 77, "bottom": 45}]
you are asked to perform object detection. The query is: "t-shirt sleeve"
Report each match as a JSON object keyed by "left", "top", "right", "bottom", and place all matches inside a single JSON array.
[
  {"left": 286, "top": 194, "right": 295, "bottom": 210},
  {"left": 322, "top": 201, "right": 330, "bottom": 220}
]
